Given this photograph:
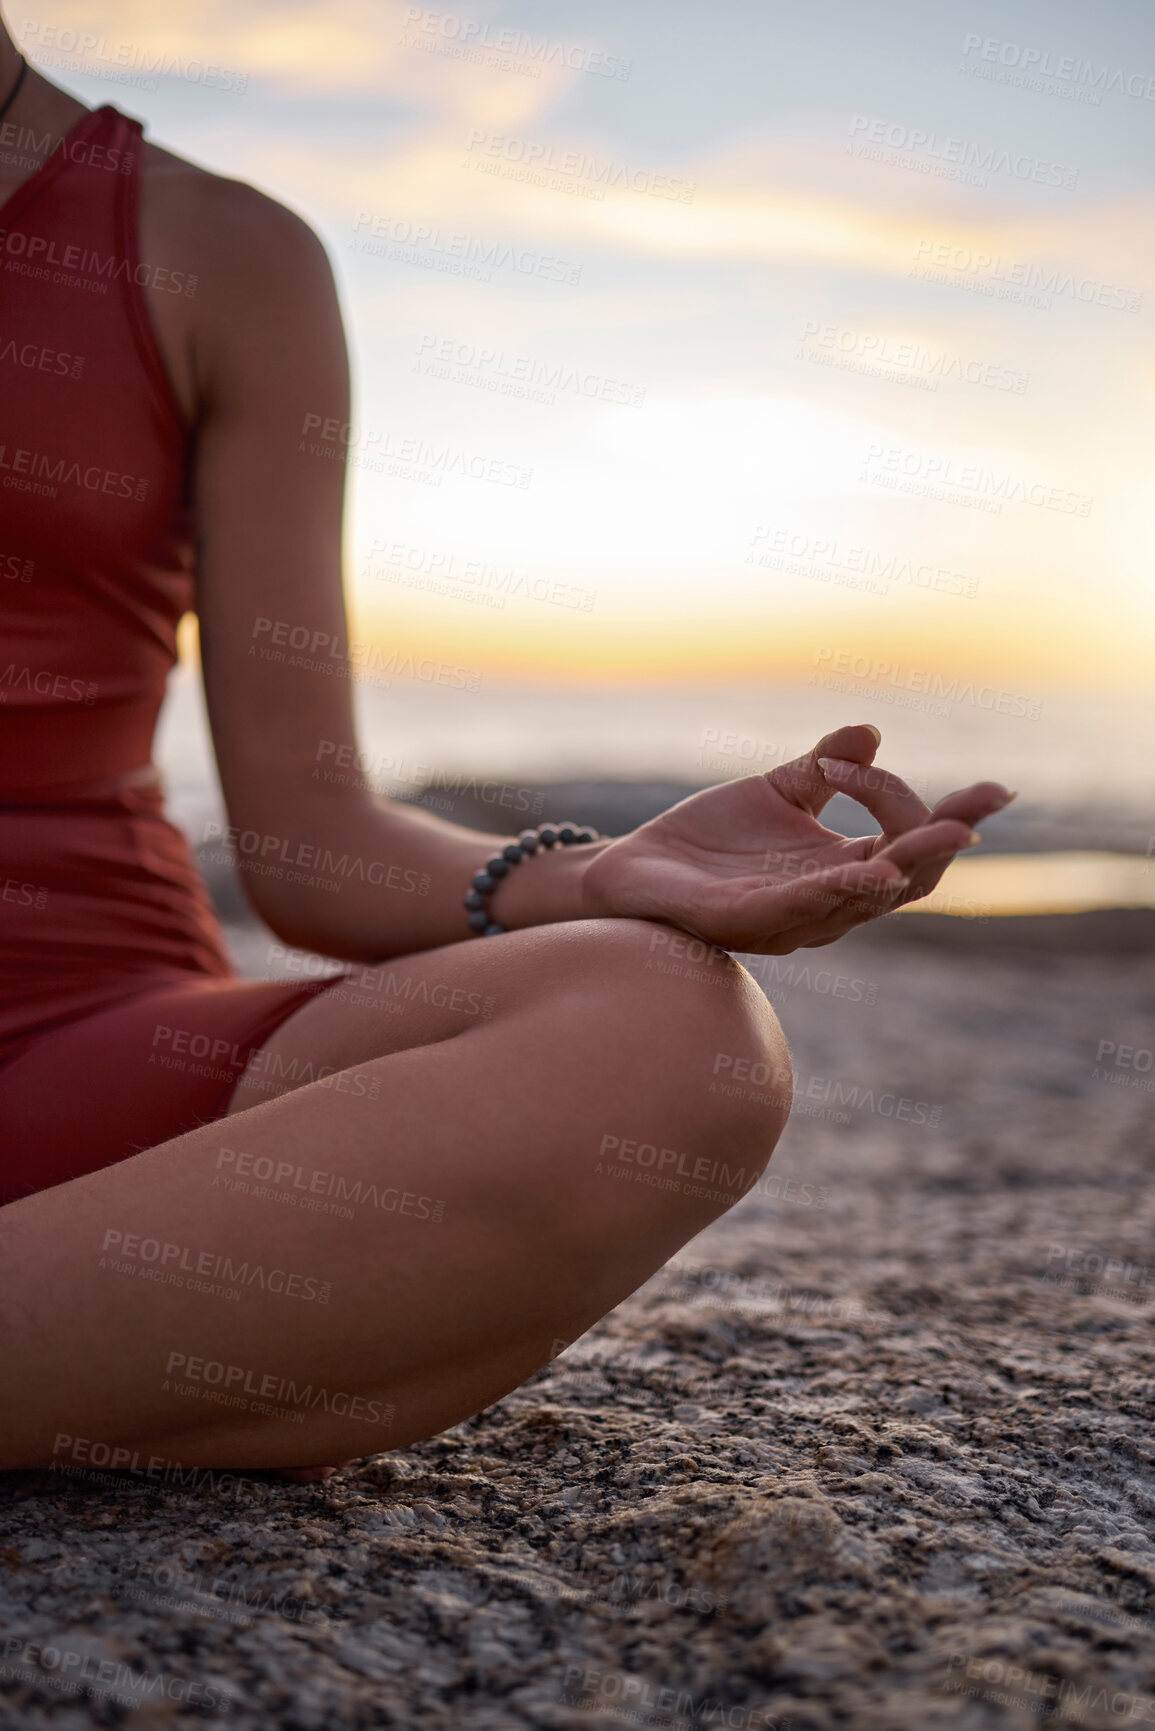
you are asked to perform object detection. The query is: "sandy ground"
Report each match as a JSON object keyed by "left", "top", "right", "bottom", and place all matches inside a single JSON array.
[{"left": 3, "top": 902, "right": 1154, "bottom": 1729}]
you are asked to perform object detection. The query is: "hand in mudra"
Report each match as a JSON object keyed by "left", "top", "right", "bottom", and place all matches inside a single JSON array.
[{"left": 582, "top": 723, "right": 1013, "bottom": 954}]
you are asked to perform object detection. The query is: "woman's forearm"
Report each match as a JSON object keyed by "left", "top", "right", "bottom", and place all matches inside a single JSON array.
[{"left": 228, "top": 788, "right": 613, "bottom": 961}]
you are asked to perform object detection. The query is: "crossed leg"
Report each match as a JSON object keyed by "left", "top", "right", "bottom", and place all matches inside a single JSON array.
[{"left": 0, "top": 918, "right": 791, "bottom": 1473}]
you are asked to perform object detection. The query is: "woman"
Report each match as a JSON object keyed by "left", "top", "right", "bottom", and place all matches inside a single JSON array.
[{"left": 0, "top": 30, "right": 1009, "bottom": 1475}]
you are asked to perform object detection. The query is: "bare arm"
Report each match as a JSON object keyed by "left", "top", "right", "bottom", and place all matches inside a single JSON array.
[
  {"left": 190, "top": 179, "right": 593, "bottom": 960},
  {"left": 189, "top": 181, "right": 1010, "bottom": 965}
]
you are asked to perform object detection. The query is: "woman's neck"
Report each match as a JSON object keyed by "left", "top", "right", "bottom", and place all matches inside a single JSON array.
[{"left": 0, "top": 38, "right": 93, "bottom": 171}]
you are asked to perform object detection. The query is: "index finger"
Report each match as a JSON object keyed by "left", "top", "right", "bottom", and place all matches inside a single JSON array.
[
  {"left": 768, "top": 722, "right": 883, "bottom": 816},
  {"left": 815, "top": 755, "right": 932, "bottom": 835}
]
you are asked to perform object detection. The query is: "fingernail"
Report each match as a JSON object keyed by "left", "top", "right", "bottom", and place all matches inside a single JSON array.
[
  {"left": 861, "top": 724, "right": 881, "bottom": 744},
  {"left": 817, "top": 756, "right": 856, "bottom": 779},
  {"left": 967, "top": 831, "right": 982, "bottom": 846}
]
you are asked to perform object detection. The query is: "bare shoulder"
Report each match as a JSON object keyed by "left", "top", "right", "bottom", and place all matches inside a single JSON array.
[
  {"left": 139, "top": 137, "right": 336, "bottom": 295},
  {"left": 134, "top": 135, "right": 344, "bottom": 417}
]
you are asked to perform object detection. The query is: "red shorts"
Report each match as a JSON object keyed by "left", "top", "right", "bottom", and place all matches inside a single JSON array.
[
  {"left": 0, "top": 783, "right": 357, "bottom": 1205},
  {"left": 0, "top": 973, "right": 349, "bottom": 1206}
]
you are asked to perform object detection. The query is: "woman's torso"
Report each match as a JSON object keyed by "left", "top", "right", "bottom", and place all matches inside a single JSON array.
[
  {"left": 0, "top": 97, "right": 201, "bottom": 422},
  {"left": 0, "top": 95, "right": 236, "bottom": 1055}
]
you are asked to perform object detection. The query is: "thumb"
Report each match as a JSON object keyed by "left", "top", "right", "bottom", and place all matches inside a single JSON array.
[{"left": 768, "top": 722, "right": 882, "bottom": 816}]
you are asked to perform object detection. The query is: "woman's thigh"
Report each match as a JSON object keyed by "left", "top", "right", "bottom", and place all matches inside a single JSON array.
[
  {"left": 225, "top": 916, "right": 737, "bottom": 1113},
  {"left": 0, "top": 919, "right": 790, "bottom": 1474}
]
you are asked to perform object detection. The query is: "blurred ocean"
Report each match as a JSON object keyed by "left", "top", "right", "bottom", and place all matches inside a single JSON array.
[{"left": 156, "top": 667, "right": 1153, "bottom": 922}]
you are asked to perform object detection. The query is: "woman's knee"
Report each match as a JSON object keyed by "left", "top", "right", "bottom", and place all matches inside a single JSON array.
[
  {"left": 515, "top": 916, "right": 793, "bottom": 1189},
  {"left": 563, "top": 913, "right": 786, "bottom": 1079}
]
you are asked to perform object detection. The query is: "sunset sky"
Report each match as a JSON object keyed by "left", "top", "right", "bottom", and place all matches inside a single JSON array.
[{"left": 13, "top": 0, "right": 1154, "bottom": 695}]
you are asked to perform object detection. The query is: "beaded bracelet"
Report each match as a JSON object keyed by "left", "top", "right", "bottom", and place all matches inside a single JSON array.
[{"left": 464, "top": 823, "right": 600, "bottom": 936}]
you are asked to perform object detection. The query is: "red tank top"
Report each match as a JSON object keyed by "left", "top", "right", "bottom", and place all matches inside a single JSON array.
[
  {"left": 0, "top": 102, "right": 194, "bottom": 794},
  {"left": 0, "top": 104, "right": 233, "bottom": 1058}
]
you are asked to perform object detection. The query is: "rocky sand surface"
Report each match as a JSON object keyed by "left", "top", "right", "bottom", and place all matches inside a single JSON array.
[{"left": 3, "top": 915, "right": 1155, "bottom": 1729}]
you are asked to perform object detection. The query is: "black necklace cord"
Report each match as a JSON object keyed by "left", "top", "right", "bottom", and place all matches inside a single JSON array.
[{"left": 0, "top": 55, "right": 28, "bottom": 127}]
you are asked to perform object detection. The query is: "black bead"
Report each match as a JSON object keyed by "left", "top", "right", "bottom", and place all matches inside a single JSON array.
[
  {"left": 486, "top": 857, "right": 510, "bottom": 877},
  {"left": 464, "top": 890, "right": 484, "bottom": 910},
  {"left": 558, "top": 825, "right": 577, "bottom": 844},
  {"left": 467, "top": 910, "right": 489, "bottom": 931},
  {"left": 576, "top": 828, "right": 597, "bottom": 844},
  {"left": 538, "top": 825, "right": 558, "bottom": 846},
  {"left": 518, "top": 831, "right": 540, "bottom": 853},
  {"left": 484, "top": 922, "right": 505, "bottom": 937},
  {"left": 502, "top": 843, "right": 524, "bottom": 863},
  {"left": 473, "top": 871, "right": 496, "bottom": 894}
]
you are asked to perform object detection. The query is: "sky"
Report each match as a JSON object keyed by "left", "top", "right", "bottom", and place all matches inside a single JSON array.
[{"left": 11, "top": 0, "right": 1154, "bottom": 706}]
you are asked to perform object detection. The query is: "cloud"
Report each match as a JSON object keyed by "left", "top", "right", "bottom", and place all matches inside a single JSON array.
[
  {"left": 223, "top": 123, "right": 1155, "bottom": 305},
  {"left": 15, "top": 0, "right": 404, "bottom": 90},
  {"left": 13, "top": 0, "right": 580, "bottom": 111}
]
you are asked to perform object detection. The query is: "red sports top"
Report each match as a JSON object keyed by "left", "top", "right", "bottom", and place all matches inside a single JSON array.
[
  {"left": 0, "top": 101, "right": 196, "bottom": 792},
  {"left": 0, "top": 104, "right": 234, "bottom": 1056}
]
